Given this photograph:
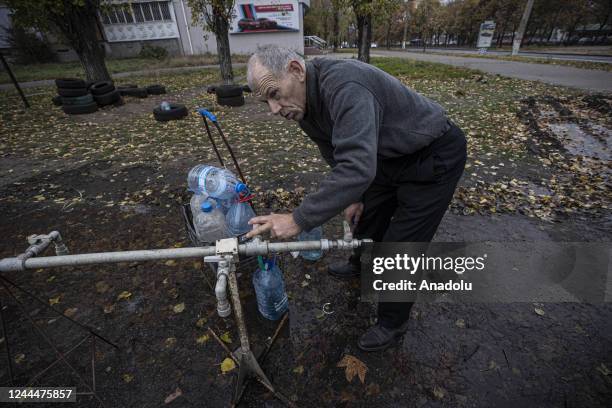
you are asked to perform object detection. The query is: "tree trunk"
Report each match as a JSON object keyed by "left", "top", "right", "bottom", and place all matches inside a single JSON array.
[
  {"left": 356, "top": 13, "right": 371, "bottom": 63},
  {"left": 53, "top": 3, "right": 110, "bottom": 82},
  {"left": 214, "top": 13, "right": 233, "bottom": 84},
  {"left": 512, "top": 0, "right": 534, "bottom": 55},
  {"left": 332, "top": 8, "right": 340, "bottom": 52},
  {"left": 385, "top": 15, "right": 392, "bottom": 49},
  {"left": 402, "top": 9, "right": 409, "bottom": 48}
]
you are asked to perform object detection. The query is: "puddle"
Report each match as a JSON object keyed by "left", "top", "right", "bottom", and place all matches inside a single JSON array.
[{"left": 547, "top": 122, "right": 610, "bottom": 161}]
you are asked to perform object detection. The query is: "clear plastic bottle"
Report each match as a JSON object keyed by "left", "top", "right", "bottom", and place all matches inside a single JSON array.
[
  {"left": 190, "top": 192, "right": 209, "bottom": 218},
  {"left": 298, "top": 226, "right": 323, "bottom": 261},
  {"left": 194, "top": 200, "right": 230, "bottom": 243},
  {"left": 187, "top": 165, "right": 245, "bottom": 199},
  {"left": 252, "top": 260, "right": 288, "bottom": 320},
  {"left": 214, "top": 197, "right": 232, "bottom": 215},
  {"left": 226, "top": 201, "right": 255, "bottom": 236}
]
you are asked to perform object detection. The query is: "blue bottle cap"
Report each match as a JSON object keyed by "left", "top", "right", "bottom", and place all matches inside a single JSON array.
[
  {"left": 235, "top": 183, "right": 248, "bottom": 194},
  {"left": 201, "top": 201, "right": 213, "bottom": 212}
]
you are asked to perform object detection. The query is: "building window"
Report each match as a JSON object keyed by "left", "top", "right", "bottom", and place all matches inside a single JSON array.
[{"left": 102, "top": 2, "right": 172, "bottom": 25}]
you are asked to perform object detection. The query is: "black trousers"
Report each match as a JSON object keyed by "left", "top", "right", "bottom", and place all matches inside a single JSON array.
[{"left": 351, "top": 121, "right": 467, "bottom": 328}]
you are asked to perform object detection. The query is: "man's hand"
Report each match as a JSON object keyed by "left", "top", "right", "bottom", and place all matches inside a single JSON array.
[
  {"left": 344, "top": 202, "right": 364, "bottom": 229},
  {"left": 246, "top": 213, "right": 302, "bottom": 239}
]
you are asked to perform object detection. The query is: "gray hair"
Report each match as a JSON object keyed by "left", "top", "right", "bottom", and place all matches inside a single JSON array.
[{"left": 247, "top": 44, "right": 305, "bottom": 91}]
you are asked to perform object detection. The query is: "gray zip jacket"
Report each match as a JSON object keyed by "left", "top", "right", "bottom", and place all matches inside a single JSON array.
[{"left": 292, "top": 58, "right": 450, "bottom": 232}]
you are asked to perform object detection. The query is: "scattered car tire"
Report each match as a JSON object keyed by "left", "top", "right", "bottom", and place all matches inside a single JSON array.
[
  {"left": 57, "top": 87, "right": 89, "bottom": 97},
  {"left": 153, "top": 103, "right": 188, "bottom": 121},
  {"left": 146, "top": 84, "right": 166, "bottom": 95},
  {"left": 55, "top": 78, "right": 87, "bottom": 89},
  {"left": 52, "top": 95, "right": 63, "bottom": 106},
  {"left": 61, "top": 94, "right": 95, "bottom": 106},
  {"left": 90, "top": 81, "right": 115, "bottom": 95},
  {"left": 62, "top": 101, "right": 98, "bottom": 115},
  {"left": 215, "top": 85, "right": 243, "bottom": 98},
  {"left": 242, "top": 85, "right": 251, "bottom": 93},
  {"left": 94, "top": 89, "right": 122, "bottom": 106},
  {"left": 206, "top": 85, "right": 217, "bottom": 94},
  {"left": 122, "top": 87, "right": 149, "bottom": 98},
  {"left": 217, "top": 94, "right": 245, "bottom": 107}
]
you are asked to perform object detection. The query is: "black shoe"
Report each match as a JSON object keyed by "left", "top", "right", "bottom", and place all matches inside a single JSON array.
[
  {"left": 328, "top": 261, "right": 361, "bottom": 280},
  {"left": 357, "top": 322, "right": 409, "bottom": 352}
]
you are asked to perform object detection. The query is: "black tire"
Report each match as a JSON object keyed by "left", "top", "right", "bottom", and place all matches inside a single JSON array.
[
  {"left": 85, "top": 81, "right": 95, "bottom": 89},
  {"left": 153, "top": 103, "right": 188, "bottom": 121},
  {"left": 242, "top": 84, "right": 251, "bottom": 93},
  {"left": 62, "top": 101, "right": 98, "bottom": 115},
  {"left": 217, "top": 94, "right": 245, "bottom": 107},
  {"left": 55, "top": 78, "right": 86, "bottom": 89},
  {"left": 90, "top": 81, "right": 115, "bottom": 95},
  {"left": 62, "top": 94, "right": 95, "bottom": 106},
  {"left": 206, "top": 85, "right": 217, "bottom": 94},
  {"left": 94, "top": 89, "right": 121, "bottom": 106},
  {"left": 52, "top": 95, "right": 63, "bottom": 106},
  {"left": 57, "top": 87, "right": 89, "bottom": 97},
  {"left": 215, "top": 85, "right": 243, "bottom": 98},
  {"left": 146, "top": 84, "right": 166, "bottom": 95},
  {"left": 122, "top": 87, "right": 148, "bottom": 98}
]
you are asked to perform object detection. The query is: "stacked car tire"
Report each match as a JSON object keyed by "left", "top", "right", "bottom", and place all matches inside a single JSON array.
[
  {"left": 90, "top": 81, "right": 123, "bottom": 107},
  {"left": 55, "top": 78, "right": 98, "bottom": 115},
  {"left": 215, "top": 85, "right": 245, "bottom": 107}
]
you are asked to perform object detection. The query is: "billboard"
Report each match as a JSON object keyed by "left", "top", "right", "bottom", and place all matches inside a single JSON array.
[
  {"left": 230, "top": 0, "right": 300, "bottom": 34},
  {"left": 476, "top": 20, "right": 496, "bottom": 48}
]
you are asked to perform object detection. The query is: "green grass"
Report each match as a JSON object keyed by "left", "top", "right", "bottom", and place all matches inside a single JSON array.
[{"left": 0, "top": 54, "right": 250, "bottom": 84}]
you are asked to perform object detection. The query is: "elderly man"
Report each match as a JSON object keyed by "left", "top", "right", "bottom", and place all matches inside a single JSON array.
[{"left": 245, "top": 45, "right": 467, "bottom": 351}]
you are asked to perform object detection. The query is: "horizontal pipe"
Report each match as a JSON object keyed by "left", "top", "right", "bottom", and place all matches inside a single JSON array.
[{"left": 0, "top": 238, "right": 371, "bottom": 272}]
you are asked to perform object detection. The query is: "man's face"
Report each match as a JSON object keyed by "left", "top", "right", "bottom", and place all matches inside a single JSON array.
[{"left": 252, "top": 61, "right": 307, "bottom": 121}]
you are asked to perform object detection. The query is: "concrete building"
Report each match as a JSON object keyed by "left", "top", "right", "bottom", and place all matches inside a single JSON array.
[{"left": 100, "top": 0, "right": 310, "bottom": 58}]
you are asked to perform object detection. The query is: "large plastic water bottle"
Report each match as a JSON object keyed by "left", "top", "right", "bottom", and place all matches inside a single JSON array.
[
  {"left": 214, "top": 197, "right": 232, "bottom": 215},
  {"left": 187, "top": 165, "right": 245, "bottom": 199},
  {"left": 194, "top": 200, "right": 230, "bottom": 243},
  {"left": 298, "top": 226, "right": 323, "bottom": 261},
  {"left": 190, "top": 192, "right": 208, "bottom": 218},
  {"left": 252, "top": 259, "right": 288, "bottom": 320},
  {"left": 226, "top": 201, "right": 256, "bottom": 236}
]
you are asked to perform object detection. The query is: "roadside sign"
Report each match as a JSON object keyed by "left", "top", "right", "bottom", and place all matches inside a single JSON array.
[{"left": 477, "top": 20, "right": 496, "bottom": 49}]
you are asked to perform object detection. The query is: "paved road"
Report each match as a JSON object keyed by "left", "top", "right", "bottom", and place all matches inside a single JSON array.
[
  {"left": 402, "top": 47, "right": 612, "bottom": 63},
  {"left": 329, "top": 50, "right": 612, "bottom": 92}
]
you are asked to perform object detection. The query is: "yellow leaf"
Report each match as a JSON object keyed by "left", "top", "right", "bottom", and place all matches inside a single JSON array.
[
  {"left": 220, "top": 331, "right": 232, "bottom": 344},
  {"left": 122, "top": 373, "right": 134, "bottom": 383},
  {"left": 103, "top": 304, "right": 115, "bottom": 314},
  {"left": 165, "top": 260, "right": 177, "bottom": 266},
  {"left": 220, "top": 358, "right": 236, "bottom": 373},
  {"left": 292, "top": 365, "right": 304, "bottom": 375},
  {"left": 117, "top": 291, "right": 131, "bottom": 300},
  {"left": 196, "top": 317, "right": 207, "bottom": 328},
  {"left": 173, "top": 303, "right": 185, "bottom": 313},
  {"left": 49, "top": 296, "right": 61, "bottom": 305},
  {"left": 196, "top": 334, "right": 209, "bottom": 344},
  {"left": 337, "top": 354, "right": 367, "bottom": 384}
]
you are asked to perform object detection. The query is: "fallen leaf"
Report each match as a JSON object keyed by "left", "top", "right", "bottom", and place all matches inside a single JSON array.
[
  {"left": 122, "top": 373, "right": 134, "bottom": 383},
  {"left": 173, "top": 303, "right": 185, "bottom": 313},
  {"left": 165, "top": 337, "right": 177, "bottom": 348},
  {"left": 103, "top": 304, "right": 115, "bottom": 314},
  {"left": 292, "top": 365, "right": 304, "bottom": 375},
  {"left": 49, "top": 296, "right": 61, "bottom": 305},
  {"left": 196, "top": 317, "right": 207, "bottom": 328},
  {"left": 14, "top": 353, "right": 25, "bottom": 364},
  {"left": 196, "top": 334, "right": 209, "bottom": 344},
  {"left": 220, "top": 331, "right": 232, "bottom": 344},
  {"left": 220, "top": 358, "right": 236, "bottom": 373},
  {"left": 117, "top": 291, "right": 132, "bottom": 300},
  {"left": 64, "top": 308, "right": 78, "bottom": 317},
  {"left": 96, "top": 281, "right": 110, "bottom": 293},
  {"left": 534, "top": 308, "right": 545, "bottom": 316},
  {"left": 432, "top": 385, "right": 446, "bottom": 399},
  {"left": 164, "top": 387, "right": 182, "bottom": 404},
  {"left": 165, "top": 260, "right": 177, "bottom": 267},
  {"left": 596, "top": 363, "right": 610, "bottom": 376},
  {"left": 337, "top": 354, "right": 367, "bottom": 384},
  {"left": 366, "top": 382, "right": 381, "bottom": 396},
  {"left": 455, "top": 318, "right": 466, "bottom": 328}
]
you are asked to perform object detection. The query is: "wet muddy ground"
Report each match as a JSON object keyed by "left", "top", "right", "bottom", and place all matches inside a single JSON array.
[{"left": 1, "top": 63, "right": 611, "bottom": 407}]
